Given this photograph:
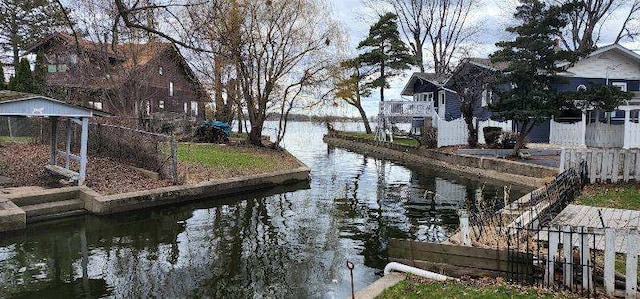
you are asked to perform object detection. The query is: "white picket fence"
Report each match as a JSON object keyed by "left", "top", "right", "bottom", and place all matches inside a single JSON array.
[
  {"left": 437, "top": 117, "right": 512, "bottom": 147},
  {"left": 585, "top": 122, "right": 625, "bottom": 148},
  {"left": 550, "top": 119, "right": 585, "bottom": 147},
  {"left": 562, "top": 149, "right": 640, "bottom": 183},
  {"left": 545, "top": 226, "right": 640, "bottom": 297}
]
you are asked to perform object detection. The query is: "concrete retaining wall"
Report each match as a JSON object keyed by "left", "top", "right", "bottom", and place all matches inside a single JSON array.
[
  {"left": 323, "top": 136, "right": 550, "bottom": 189},
  {"left": 326, "top": 134, "right": 558, "bottom": 179},
  {"left": 85, "top": 166, "right": 310, "bottom": 214}
]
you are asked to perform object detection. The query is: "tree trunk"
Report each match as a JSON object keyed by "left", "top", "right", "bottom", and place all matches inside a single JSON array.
[
  {"left": 357, "top": 104, "right": 372, "bottom": 134},
  {"left": 510, "top": 132, "right": 527, "bottom": 157},
  {"left": 380, "top": 48, "right": 385, "bottom": 102},
  {"left": 464, "top": 116, "right": 478, "bottom": 148},
  {"left": 248, "top": 123, "right": 263, "bottom": 146}
]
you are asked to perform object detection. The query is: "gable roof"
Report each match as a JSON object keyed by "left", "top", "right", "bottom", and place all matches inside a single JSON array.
[
  {"left": 557, "top": 43, "right": 640, "bottom": 70},
  {"left": 400, "top": 72, "right": 449, "bottom": 96},
  {"left": 0, "top": 90, "right": 112, "bottom": 116}
]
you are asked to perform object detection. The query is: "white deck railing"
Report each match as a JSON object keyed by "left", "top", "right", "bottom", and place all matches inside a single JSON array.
[{"left": 380, "top": 101, "right": 435, "bottom": 117}]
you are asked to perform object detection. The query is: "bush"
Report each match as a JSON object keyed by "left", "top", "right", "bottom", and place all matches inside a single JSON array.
[
  {"left": 420, "top": 126, "right": 437, "bottom": 148},
  {"left": 483, "top": 126, "right": 502, "bottom": 148},
  {"left": 500, "top": 132, "right": 519, "bottom": 149}
]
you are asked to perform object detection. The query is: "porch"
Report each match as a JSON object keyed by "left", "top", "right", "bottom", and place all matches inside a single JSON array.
[{"left": 549, "top": 104, "right": 640, "bottom": 149}]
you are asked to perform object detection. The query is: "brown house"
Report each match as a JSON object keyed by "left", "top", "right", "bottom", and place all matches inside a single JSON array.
[{"left": 26, "top": 32, "right": 208, "bottom": 120}]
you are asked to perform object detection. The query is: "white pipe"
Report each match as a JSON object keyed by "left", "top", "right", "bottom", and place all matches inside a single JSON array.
[{"left": 383, "top": 262, "right": 456, "bottom": 281}]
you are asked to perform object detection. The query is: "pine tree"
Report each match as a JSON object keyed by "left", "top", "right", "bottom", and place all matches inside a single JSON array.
[
  {"left": 7, "top": 75, "right": 15, "bottom": 91},
  {"left": 0, "top": 64, "right": 5, "bottom": 90},
  {"left": 0, "top": 0, "right": 67, "bottom": 69},
  {"left": 490, "top": 0, "right": 575, "bottom": 155},
  {"left": 13, "top": 58, "right": 33, "bottom": 92},
  {"left": 32, "top": 52, "right": 46, "bottom": 93},
  {"left": 357, "top": 13, "right": 415, "bottom": 102}
]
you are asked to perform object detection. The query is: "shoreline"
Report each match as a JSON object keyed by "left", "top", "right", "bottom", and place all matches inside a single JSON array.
[{"left": 0, "top": 149, "right": 310, "bottom": 233}]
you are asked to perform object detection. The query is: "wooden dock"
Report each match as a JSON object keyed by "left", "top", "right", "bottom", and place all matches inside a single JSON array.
[{"left": 539, "top": 204, "right": 640, "bottom": 253}]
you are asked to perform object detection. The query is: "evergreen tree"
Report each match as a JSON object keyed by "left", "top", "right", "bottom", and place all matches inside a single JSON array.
[
  {"left": 13, "top": 58, "right": 33, "bottom": 92},
  {"left": 7, "top": 75, "right": 15, "bottom": 91},
  {"left": 0, "top": 0, "right": 67, "bottom": 69},
  {"left": 0, "top": 64, "right": 5, "bottom": 90},
  {"left": 357, "top": 13, "right": 415, "bottom": 102},
  {"left": 32, "top": 52, "right": 46, "bottom": 93},
  {"left": 490, "top": 0, "right": 575, "bottom": 155}
]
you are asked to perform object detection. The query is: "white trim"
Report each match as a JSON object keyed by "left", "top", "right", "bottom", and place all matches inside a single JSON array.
[{"left": 612, "top": 82, "right": 628, "bottom": 91}]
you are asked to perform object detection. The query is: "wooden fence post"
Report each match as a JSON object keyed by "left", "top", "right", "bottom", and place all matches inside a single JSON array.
[
  {"left": 559, "top": 147, "right": 566, "bottom": 173},
  {"left": 171, "top": 134, "right": 178, "bottom": 184},
  {"left": 604, "top": 228, "right": 616, "bottom": 296},
  {"left": 546, "top": 228, "right": 560, "bottom": 286},
  {"left": 563, "top": 226, "right": 573, "bottom": 288},
  {"left": 627, "top": 230, "right": 638, "bottom": 299},
  {"left": 459, "top": 210, "right": 471, "bottom": 246}
]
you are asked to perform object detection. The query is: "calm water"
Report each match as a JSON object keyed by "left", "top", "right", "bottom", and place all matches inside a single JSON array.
[{"left": 0, "top": 121, "right": 528, "bottom": 298}]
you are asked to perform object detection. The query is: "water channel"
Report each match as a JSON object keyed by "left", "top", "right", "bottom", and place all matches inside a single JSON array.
[{"left": 0, "top": 121, "right": 529, "bottom": 298}]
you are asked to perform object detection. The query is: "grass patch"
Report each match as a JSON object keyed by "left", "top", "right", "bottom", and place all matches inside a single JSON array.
[
  {"left": 338, "top": 131, "right": 419, "bottom": 147},
  {"left": 177, "top": 143, "right": 280, "bottom": 172},
  {"left": 377, "top": 276, "right": 573, "bottom": 299},
  {"left": 576, "top": 184, "right": 640, "bottom": 210},
  {"left": 0, "top": 136, "right": 33, "bottom": 143}
]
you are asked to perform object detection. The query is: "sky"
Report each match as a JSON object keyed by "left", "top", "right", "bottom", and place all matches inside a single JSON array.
[{"left": 322, "top": 0, "right": 640, "bottom": 118}]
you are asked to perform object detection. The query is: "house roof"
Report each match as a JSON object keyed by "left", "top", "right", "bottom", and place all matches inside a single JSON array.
[
  {"left": 25, "top": 32, "right": 207, "bottom": 97},
  {"left": 465, "top": 58, "right": 510, "bottom": 71},
  {"left": 0, "top": 90, "right": 111, "bottom": 116},
  {"left": 400, "top": 72, "right": 449, "bottom": 96},
  {"left": 557, "top": 43, "right": 640, "bottom": 69}
]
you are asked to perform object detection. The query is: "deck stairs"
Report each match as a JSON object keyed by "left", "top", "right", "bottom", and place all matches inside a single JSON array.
[{"left": 7, "top": 188, "right": 86, "bottom": 223}]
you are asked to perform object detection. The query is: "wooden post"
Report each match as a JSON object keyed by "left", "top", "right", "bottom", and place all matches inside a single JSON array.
[
  {"left": 171, "top": 134, "right": 178, "bottom": 184},
  {"left": 7, "top": 117, "right": 12, "bottom": 138},
  {"left": 624, "top": 109, "right": 631, "bottom": 150},
  {"left": 559, "top": 147, "right": 566, "bottom": 173},
  {"left": 580, "top": 111, "right": 587, "bottom": 148},
  {"left": 50, "top": 117, "right": 58, "bottom": 165},
  {"left": 78, "top": 117, "right": 88, "bottom": 186},
  {"left": 580, "top": 227, "right": 592, "bottom": 291},
  {"left": 627, "top": 230, "right": 638, "bottom": 299},
  {"left": 604, "top": 228, "right": 616, "bottom": 296},
  {"left": 563, "top": 226, "right": 573, "bottom": 288},
  {"left": 459, "top": 210, "right": 471, "bottom": 246},
  {"left": 545, "top": 228, "right": 560, "bottom": 286},
  {"left": 65, "top": 118, "right": 72, "bottom": 169}
]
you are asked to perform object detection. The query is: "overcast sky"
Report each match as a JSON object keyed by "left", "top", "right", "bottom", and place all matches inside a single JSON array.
[{"left": 321, "top": 0, "right": 640, "bottom": 117}]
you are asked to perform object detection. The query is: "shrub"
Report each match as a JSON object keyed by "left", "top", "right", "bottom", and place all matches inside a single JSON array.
[
  {"left": 500, "top": 132, "right": 519, "bottom": 149},
  {"left": 421, "top": 126, "right": 438, "bottom": 148},
  {"left": 483, "top": 126, "right": 502, "bottom": 148}
]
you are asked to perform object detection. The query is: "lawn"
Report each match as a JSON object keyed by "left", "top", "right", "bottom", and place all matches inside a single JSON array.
[
  {"left": 576, "top": 184, "right": 640, "bottom": 210},
  {"left": 176, "top": 143, "right": 300, "bottom": 183},
  {"left": 377, "top": 275, "right": 576, "bottom": 299}
]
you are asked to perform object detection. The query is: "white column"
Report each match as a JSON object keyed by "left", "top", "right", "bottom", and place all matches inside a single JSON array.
[
  {"left": 78, "top": 117, "right": 89, "bottom": 186},
  {"left": 580, "top": 111, "right": 587, "bottom": 148},
  {"left": 623, "top": 108, "right": 631, "bottom": 149},
  {"left": 50, "top": 117, "right": 58, "bottom": 165},
  {"left": 65, "top": 119, "right": 72, "bottom": 169},
  {"left": 549, "top": 116, "right": 555, "bottom": 144}
]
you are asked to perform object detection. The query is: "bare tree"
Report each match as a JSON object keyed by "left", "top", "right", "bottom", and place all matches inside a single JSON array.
[
  {"left": 366, "top": 0, "right": 481, "bottom": 75},
  {"left": 447, "top": 60, "right": 496, "bottom": 147},
  {"left": 548, "top": 0, "right": 640, "bottom": 53}
]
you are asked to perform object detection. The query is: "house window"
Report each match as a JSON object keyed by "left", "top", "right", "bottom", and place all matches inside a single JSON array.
[
  {"left": 159, "top": 100, "right": 165, "bottom": 109},
  {"left": 88, "top": 101, "right": 103, "bottom": 110},
  {"left": 190, "top": 101, "right": 198, "bottom": 116},
  {"left": 576, "top": 84, "right": 587, "bottom": 91},
  {"left": 58, "top": 64, "right": 67, "bottom": 72},
  {"left": 47, "top": 64, "right": 57, "bottom": 73},
  {"left": 169, "top": 82, "right": 174, "bottom": 97},
  {"left": 439, "top": 91, "right": 446, "bottom": 107},
  {"left": 69, "top": 54, "right": 78, "bottom": 64},
  {"left": 183, "top": 102, "right": 188, "bottom": 113},
  {"left": 425, "top": 92, "right": 434, "bottom": 102},
  {"left": 612, "top": 82, "right": 627, "bottom": 92},
  {"left": 159, "top": 66, "right": 163, "bottom": 75}
]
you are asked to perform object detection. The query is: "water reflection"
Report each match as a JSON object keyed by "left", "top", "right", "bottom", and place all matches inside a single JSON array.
[{"left": 0, "top": 122, "right": 529, "bottom": 298}]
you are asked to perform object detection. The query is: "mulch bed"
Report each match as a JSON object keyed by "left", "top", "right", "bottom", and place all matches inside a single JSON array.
[{"left": 0, "top": 142, "right": 171, "bottom": 195}]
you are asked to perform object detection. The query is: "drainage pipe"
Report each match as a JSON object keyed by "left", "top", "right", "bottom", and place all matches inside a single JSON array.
[{"left": 383, "top": 262, "right": 457, "bottom": 281}]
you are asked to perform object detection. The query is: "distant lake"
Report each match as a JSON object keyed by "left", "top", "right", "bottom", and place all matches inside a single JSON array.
[{"left": 0, "top": 121, "right": 529, "bottom": 298}]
